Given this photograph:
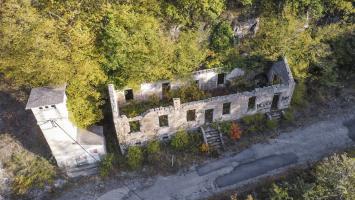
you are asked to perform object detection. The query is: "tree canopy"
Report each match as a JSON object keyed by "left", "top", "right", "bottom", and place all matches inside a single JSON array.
[{"left": 0, "top": 0, "right": 353, "bottom": 127}]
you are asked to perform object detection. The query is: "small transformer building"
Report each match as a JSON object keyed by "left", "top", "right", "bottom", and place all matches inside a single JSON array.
[{"left": 26, "top": 85, "right": 106, "bottom": 177}]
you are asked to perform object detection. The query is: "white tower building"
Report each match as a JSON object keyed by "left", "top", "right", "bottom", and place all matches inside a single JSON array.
[{"left": 25, "top": 85, "right": 106, "bottom": 177}]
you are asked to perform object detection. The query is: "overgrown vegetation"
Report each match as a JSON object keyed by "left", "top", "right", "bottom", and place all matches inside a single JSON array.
[
  {"left": 120, "top": 84, "right": 209, "bottom": 117},
  {"left": 0, "top": 134, "right": 56, "bottom": 196},
  {"left": 0, "top": 0, "right": 354, "bottom": 127},
  {"left": 210, "top": 152, "right": 355, "bottom": 200}
]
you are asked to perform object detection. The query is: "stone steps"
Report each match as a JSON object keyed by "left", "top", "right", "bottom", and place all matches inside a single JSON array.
[{"left": 201, "top": 126, "right": 224, "bottom": 151}]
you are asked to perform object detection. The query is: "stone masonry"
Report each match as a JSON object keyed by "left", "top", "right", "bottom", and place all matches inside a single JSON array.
[{"left": 109, "top": 58, "right": 295, "bottom": 153}]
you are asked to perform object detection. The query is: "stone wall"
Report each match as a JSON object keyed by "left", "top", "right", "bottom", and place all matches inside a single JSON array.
[{"left": 109, "top": 58, "right": 295, "bottom": 152}]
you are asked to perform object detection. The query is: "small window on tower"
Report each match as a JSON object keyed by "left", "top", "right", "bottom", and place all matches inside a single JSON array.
[
  {"left": 39, "top": 107, "right": 43, "bottom": 109},
  {"left": 45, "top": 106, "right": 49, "bottom": 109},
  {"left": 51, "top": 105, "right": 56, "bottom": 108}
]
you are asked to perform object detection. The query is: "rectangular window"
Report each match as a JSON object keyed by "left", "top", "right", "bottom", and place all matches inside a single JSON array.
[
  {"left": 248, "top": 96, "right": 256, "bottom": 110},
  {"left": 129, "top": 121, "right": 140, "bottom": 133},
  {"left": 222, "top": 102, "right": 231, "bottom": 115},
  {"left": 186, "top": 109, "right": 196, "bottom": 121},
  {"left": 124, "top": 89, "right": 134, "bottom": 101},
  {"left": 159, "top": 115, "right": 169, "bottom": 127},
  {"left": 217, "top": 73, "right": 225, "bottom": 85}
]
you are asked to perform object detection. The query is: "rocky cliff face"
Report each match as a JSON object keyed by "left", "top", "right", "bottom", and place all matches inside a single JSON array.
[{"left": 232, "top": 18, "right": 260, "bottom": 39}]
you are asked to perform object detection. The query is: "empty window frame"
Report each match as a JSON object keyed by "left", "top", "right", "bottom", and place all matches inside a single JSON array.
[
  {"left": 217, "top": 73, "right": 225, "bottom": 85},
  {"left": 124, "top": 89, "right": 134, "bottom": 101},
  {"left": 129, "top": 121, "right": 140, "bottom": 133},
  {"left": 222, "top": 102, "right": 231, "bottom": 115},
  {"left": 186, "top": 109, "right": 196, "bottom": 121},
  {"left": 159, "top": 115, "right": 169, "bottom": 127},
  {"left": 248, "top": 96, "right": 256, "bottom": 110}
]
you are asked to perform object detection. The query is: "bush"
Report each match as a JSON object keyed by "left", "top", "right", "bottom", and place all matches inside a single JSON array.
[
  {"left": 170, "top": 130, "right": 189, "bottom": 151},
  {"left": 266, "top": 119, "right": 278, "bottom": 130},
  {"left": 230, "top": 122, "right": 242, "bottom": 141},
  {"left": 282, "top": 109, "right": 295, "bottom": 123},
  {"left": 127, "top": 146, "right": 143, "bottom": 170},
  {"left": 217, "top": 121, "right": 232, "bottom": 135},
  {"left": 146, "top": 140, "right": 161, "bottom": 163},
  {"left": 6, "top": 152, "right": 56, "bottom": 195},
  {"left": 200, "top": 143, "right": 210, "bottom": 153},
  {"left": 147, "top": 140, "right": 160, "bottom": 155},
  {"left": 167, "top": 84, "right": 209, "bottom": 103},
  {"left": 99, "top": 153, "right": 115, "bottom": 178},
  {"left": 241, "top": 113, "right": 266, "bottom": 133},
  {"left": 242, "top": 114, "right": 279, "bottom": 133}
]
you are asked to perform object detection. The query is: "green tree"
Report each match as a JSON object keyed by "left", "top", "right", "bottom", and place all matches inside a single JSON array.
[
  {"left": 127, "top": 146, "right": 143, "bottom": 170},
  {"left": 0, "top": 0, "right": 71, "bottom": 86},
  {"left": 162, "top": 0, "right": 225, "bottom": 25},
  {"left": 97, "top": 5, "right": 174, "bottom": 88},
  {"left": 210, "top": 21, "right": 234, "bottom": 52}
]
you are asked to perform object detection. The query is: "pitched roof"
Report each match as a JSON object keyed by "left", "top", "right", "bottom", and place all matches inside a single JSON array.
[{"left": 25, "top": 85, "right": 66, "bottom": 109}]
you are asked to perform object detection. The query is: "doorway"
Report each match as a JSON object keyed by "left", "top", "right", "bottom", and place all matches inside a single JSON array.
[
  {"left": 162, "top": 82, "right": 171, "bottom": 99},
  {"left": 205, "top": 109, "right": 214, "bottom": 124},
  {"left": 271, "top": 93, "right": 280, "bottom": 110}
]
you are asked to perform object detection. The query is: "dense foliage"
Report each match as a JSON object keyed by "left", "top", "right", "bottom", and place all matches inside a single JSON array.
[
  {"left": 268, "top": 153, "right": 355, "bottom": 200},
  {"left": 0, "top": 0, "right": 353, "bottom": 127}
]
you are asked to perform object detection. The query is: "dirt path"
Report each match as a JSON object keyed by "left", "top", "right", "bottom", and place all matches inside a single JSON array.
[{"left": 55, "top": 107, "right": 355, "bottom": 200}]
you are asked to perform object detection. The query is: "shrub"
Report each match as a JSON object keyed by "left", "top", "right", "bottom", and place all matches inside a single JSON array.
[
  {"left": 99, "top": 153, "right": 115, "bottom": 178},
  {"left": 167, "top": 84, "right": 209, "bottom": 103},
  {"left": 266, "top": 119, "right": 278, "bottom": 130},
  {"left": 6, "top": 152, "right": 56, "bottom": 195},
  {"left": 282, "top": 109, "right": 295, "bottom": 123},
  {"left": 147, "top": 140, "right": 160, "bottom": 155},
  {"left": 230, "top": 122, "right": 242, "bottom": 141},
  {"left": 200, "top": 143, "right": 209, "bottom": 153},
  {"left": 218, "top": 121, "right": 232, "bottom": 135},
  {"left": 127, "top": 146, "right": 143, "bottom": 170},
  {"left": 146, "top": 140, "right": 161, "bottom": 163},
  {"left": 269, "top": 183, "right": 291, "bottom": 200},
  {"left": 241, "top": 114, "right": 279, "bottom": 133},
  {"left": 291, "top": 81, "right": 308, "bottom": 107},
  {"left": 241, "top": 113, "right": 266, "bottom": 133},
  {"left": 170, "top": 130, "right": 189, "bottom": 151}
]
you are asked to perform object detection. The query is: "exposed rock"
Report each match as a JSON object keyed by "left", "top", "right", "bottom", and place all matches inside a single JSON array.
[
  {"left": 232, "top": 18, "right": 260, "bottom": 39},
  {"left": 169, "top": 25, "right": 182, "bottom": 40}
]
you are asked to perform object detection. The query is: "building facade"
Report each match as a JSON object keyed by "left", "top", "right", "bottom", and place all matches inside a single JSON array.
[
  {"left": 109, "top": 58, "right": 295, "bottom": 153},
  {"left": 26, "top": 85, "right": 106, "bottom": 177}
]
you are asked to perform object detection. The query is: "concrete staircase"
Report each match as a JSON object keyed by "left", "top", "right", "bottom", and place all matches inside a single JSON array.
[
  {"left": 201, "top": 126, "right": 224, "bottom": 151},
  {"left": 66, "top": 162, "right": 99, "bottom": 177}
]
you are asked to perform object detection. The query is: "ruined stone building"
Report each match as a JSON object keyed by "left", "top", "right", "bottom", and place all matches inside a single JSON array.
[
  {"left": 26, "top": 85, "right": 106, "bottom": 177},
  {"left": 109, "top": 58, "right": 295, "bottom": 152}
]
